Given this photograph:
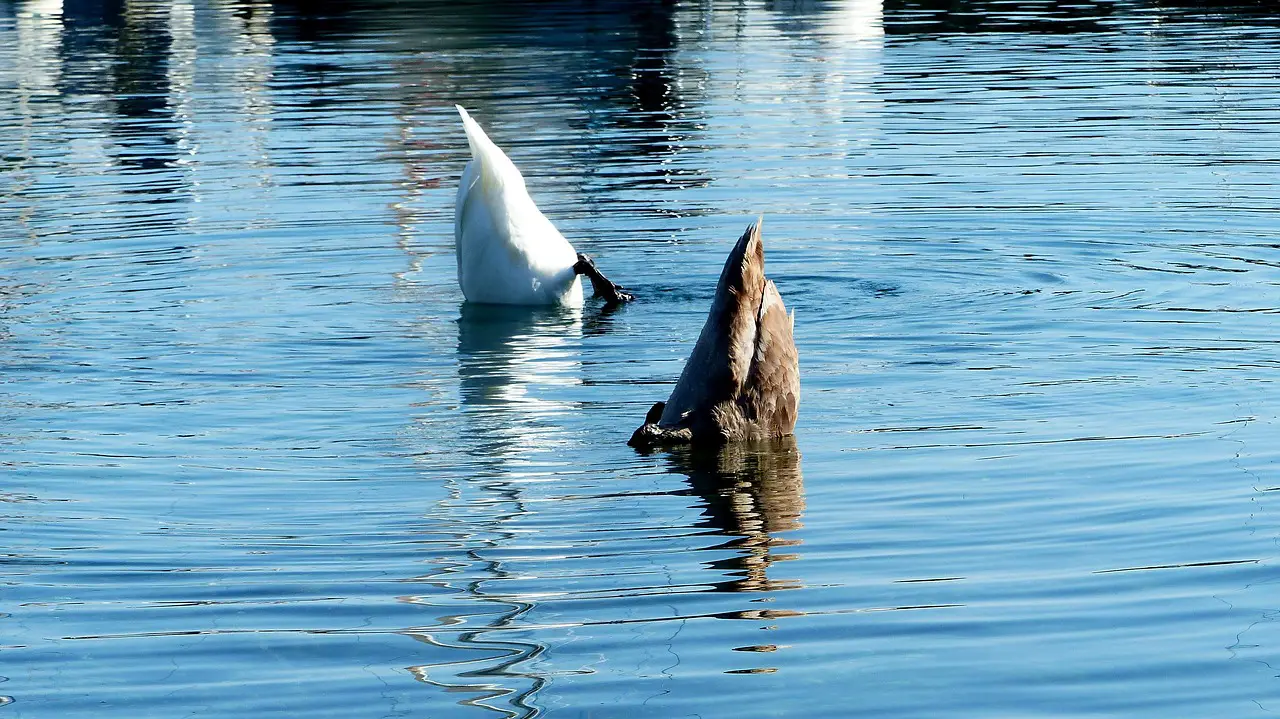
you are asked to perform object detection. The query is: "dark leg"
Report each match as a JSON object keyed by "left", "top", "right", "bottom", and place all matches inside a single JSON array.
[{"left": 573, "top": 253, "right": 634, "bottom": 305}]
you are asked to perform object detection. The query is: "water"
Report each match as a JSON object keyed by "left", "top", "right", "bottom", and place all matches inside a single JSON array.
[{"left": 3, "top": 0, "right": 1280, "bottom": 716}]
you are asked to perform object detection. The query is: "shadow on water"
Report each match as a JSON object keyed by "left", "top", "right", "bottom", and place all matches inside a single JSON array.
[
  {"left": 574, "top": 0, "right": 711, "bottom": 193},
  {"left": 656, "top": 437, "right": 807, "bottom": 594},
  {"left": 60, "top": 0, "right": 183, "bottom": 198},
  {"left": 269, "top": 0, "right": 680, "bottom": 43},
  {"left": 883, "top": 0, "right": 1280, "bottom": 34},
  {"left": 883, "top": 0, "right": 1117, "bottom": 33},
  {"left": 5, "top": 0, "right": 188, "bottom": 210},
  {"left": 271, "top": 0, "right": 708, "bottom": 206}
]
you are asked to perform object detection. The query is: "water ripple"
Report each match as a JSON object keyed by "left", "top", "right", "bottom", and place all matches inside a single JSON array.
[{"left": 4, "top": 1, "right": 1280, "bottom": 717}]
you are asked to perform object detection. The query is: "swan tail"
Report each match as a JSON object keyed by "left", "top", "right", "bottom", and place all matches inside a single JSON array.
[
  {"left": 744, "top": 278, "right": 799, "bottom": 435},
  {"left": 455, "top": 105, "right": 524, "bottom": 192}
]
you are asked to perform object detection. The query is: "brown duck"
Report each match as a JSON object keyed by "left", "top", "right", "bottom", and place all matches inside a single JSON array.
[{"left": 630, "top": 218, "right": 799, "bottom": 447}]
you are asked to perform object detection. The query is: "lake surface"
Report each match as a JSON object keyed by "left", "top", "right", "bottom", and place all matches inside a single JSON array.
[{"left": 3, "top": 0, "right": 1280, "bottom": 716}]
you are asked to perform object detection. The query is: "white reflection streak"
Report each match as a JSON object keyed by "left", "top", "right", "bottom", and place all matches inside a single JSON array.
[
  {"left": 734, "top": 0, "right": 886, "bottom": 182},
  {"left": 15, "top": 0, "right": 63, "bottom": 103},
  {"left": 216, "top": 0, "right": 275, "bottom": 180},
  {"left": 821, "top": 0, "right": 885, "bottom": 161},
  {"left": 167, "top": 0, "right": 197, "bottom": 196},
  {"left": 829, "top": 0, "right": 884, "bottom": 44},
  {"left": 12, "top": 0, "right": 63, "bottom": 240}
]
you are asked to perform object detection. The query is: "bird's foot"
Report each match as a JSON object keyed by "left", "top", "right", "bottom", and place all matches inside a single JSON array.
[
  {"left": 628, "top": 402, "right": 699, "bottom": 448},
  {"left": 574, "top": 253, "right": 634, "bottom": 306}
]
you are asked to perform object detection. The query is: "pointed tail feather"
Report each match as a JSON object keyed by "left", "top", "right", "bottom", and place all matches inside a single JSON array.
[{"left": 454, "top": 104, "right": 524, "bottom": 190}]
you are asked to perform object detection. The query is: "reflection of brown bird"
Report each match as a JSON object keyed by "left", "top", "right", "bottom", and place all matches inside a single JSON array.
[
  {"left": 666, "top": 438, "right": 806, "bottom": 593},
  {"left": 630, "top": 218, "right": 799, "bottom": 447}
]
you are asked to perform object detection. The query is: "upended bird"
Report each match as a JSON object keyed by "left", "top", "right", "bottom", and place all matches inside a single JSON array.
[
  {"left": 453, "top": 105, "right": 631, "bottom": 306},
  {"left": 630, "top": 219, "right": 799, "bottom": 447}
]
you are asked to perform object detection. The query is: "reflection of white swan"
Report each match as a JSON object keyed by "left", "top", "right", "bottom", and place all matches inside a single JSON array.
[
  {"left": 456, "top": 303, "right": 584, "bottom": 460},
  {"left": 454, "top": 105, "right": 584, "bottom": 306},
  {"left": 454, "top": 106, "right": 631, "bottom": 306}
]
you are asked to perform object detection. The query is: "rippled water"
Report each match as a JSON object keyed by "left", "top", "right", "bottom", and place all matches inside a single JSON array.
[{"left": 4, "top": 0, "right": 1280, "bottom": 716}]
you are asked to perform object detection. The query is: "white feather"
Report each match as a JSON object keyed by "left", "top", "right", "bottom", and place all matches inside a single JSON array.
[{"left": 454, "top": 105, "right": 584, "bottom": 306}]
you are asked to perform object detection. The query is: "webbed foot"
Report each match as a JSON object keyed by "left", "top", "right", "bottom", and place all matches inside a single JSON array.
[{"left": 574, "top": 253, "right": 634, "bottom": 306}]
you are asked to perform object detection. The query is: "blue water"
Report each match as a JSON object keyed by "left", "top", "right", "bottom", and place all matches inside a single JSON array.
[{"left": 3, "top": 0, "right": 1280, "bottom": 716}]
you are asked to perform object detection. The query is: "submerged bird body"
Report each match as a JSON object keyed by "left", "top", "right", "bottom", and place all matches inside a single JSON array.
[
  {"left": 630, "top": 219, "right": 799, "bottom": 447},
  {"left": 454, "top": 105, "right": 583, "bottom": 306}
]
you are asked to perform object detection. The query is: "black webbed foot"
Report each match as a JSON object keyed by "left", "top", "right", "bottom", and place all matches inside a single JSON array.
[
  {"left": 574, "top": 253, "right": 634, "bottom": 306},
  {"left": 628, "top": 401, "right": 698, "bottom": 448}
]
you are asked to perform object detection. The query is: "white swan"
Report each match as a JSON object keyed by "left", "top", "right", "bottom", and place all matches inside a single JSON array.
[{"left": 454, "top": 105, "right": 631, "bottom": 306}]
